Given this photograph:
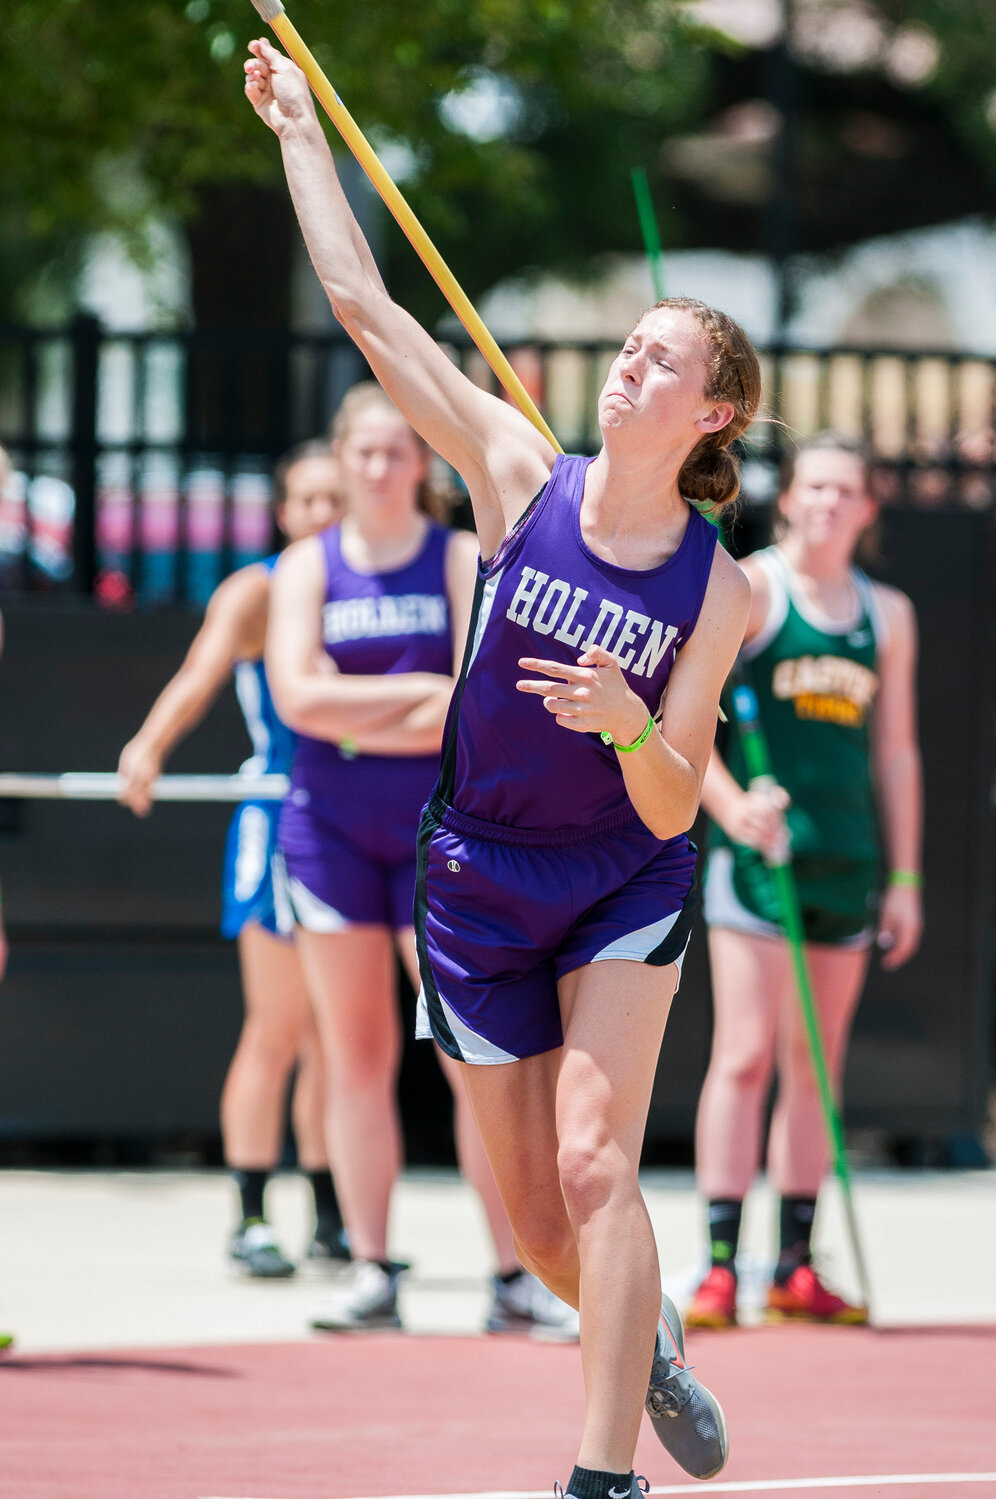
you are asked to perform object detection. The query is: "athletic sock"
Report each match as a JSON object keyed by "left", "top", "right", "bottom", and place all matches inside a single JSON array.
[
  {"left": 774, "top": 1194, "right": 817, "bottom": 1284},
  {"left": 497, "top": 1266, "right": 525, "bottom": 1285},
  {"left": 707, "top": 1198, "right": 743, "bottom": 1272},
  {"left": 306, "top": 1169, "right": 343, "bottom": 1240},
  {"left": 565, "top": 1466, "right": 634, "bottom": 1499},
  {"left": 233, "top": 1168, "right": 270, "bottom": 1225}
]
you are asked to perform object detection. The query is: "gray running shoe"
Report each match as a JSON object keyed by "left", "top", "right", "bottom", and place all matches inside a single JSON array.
[
  {"left": 229, "top": 1219, "right": 296, "bottom": 1279},
  {"left": 486, "top": 1271, "right": 580, "bottom": 1341},
  {"left": 645, "top": 1291, "right": 729, "bottom": 1480},
  {"left": 301, "top": 1226, "right": 351, "bottom": 1277},
  {"left": 309, "top": 1258, "right": 403, "bottom": 1331}
]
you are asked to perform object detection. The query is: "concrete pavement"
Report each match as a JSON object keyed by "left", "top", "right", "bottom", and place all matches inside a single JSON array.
[{"left": 1, "top": 1166, "right": 994, "bottom": 1353}]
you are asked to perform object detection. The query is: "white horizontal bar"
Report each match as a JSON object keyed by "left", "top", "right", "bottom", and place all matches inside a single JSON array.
[
  {"left": 199, "top": 1477, "right": 996, "bottom": 1499},
  {"left": 0, "top": 773, "right": 288, "bottom": 803}
]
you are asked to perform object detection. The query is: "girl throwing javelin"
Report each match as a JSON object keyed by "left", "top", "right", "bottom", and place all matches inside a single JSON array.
[
  {"left": 118, "top": 443, "right": 345, "bottom": 1276},
  {"left": 688, "top": 433, "right": 922, "bottom": 1329},
  {"left": 246, "top": 36, "right": 758, "bottom": 1485}
]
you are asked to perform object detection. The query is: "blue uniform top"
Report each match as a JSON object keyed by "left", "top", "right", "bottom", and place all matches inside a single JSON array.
[
  {"left": 436, "top": 453, "right": 717, "bottom": 833},
  {"left": 233, "top": 553, "right": 296, "bottom": 778}
]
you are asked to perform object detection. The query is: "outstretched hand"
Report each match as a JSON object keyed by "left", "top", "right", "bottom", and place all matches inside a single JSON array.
[
  {"left": 516, "top": 643, "right": 649, "bottom": 745},
  {"left": 244, "top": 37, "right": 316, "bottom": 136}
]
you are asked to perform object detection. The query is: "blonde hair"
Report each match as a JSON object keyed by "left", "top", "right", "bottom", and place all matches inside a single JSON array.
[
  {"left": 328, "top": 381, "right": 456, "bottom": 522},
  {"left": 637, "top": 297, "right": 762, "bottom": 512}
]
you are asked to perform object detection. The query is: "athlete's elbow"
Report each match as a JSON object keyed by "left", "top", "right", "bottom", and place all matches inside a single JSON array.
[
  {"left": 269, "top": 677, "right": 312, "bottom": 734},
  {"left": 641, "top": 787, "right": 699, "bottom": 841}
]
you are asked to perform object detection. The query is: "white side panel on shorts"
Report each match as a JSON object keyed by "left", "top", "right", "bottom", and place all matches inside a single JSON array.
[
  {"left": 590, "top": 909, "right": 681, "bottom": 964},
  {"left": 270, "top": 851, "right": 297, "bottom": 938},
  {"left": 233, "top": 804, "right": 270, "bottom": 902},
  {"left": 415, "top": 986, "right": 517, "bottom": 1066},
  {"left": 286, "top": 875, "right": 349, "bottom": 933}
]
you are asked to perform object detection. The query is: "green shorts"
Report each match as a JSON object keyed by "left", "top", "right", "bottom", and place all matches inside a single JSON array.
[{"left": 703, "top": 846, "right": 879, "bottom": 948}]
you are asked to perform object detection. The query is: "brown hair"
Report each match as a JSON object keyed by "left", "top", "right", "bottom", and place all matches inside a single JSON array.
[
  {"left": 778, "top": 430, "right": 873, "bottom": 495},
  {"left": 329, "top": 381, "right": 457, "bottom": 522},
  {"left": 638, "top": 297, "right": 762, "bottom": 512},
  {"left": 271, "top": 438, "right": 337, "bottom": 512}
]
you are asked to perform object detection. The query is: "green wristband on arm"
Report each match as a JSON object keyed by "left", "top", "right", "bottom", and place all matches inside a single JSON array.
[
  {"left": 888, "top": 869, "right": 922, "bottom": 889},
  {"left": 600, "top": 717, "right": 655, "bottom": 753}
]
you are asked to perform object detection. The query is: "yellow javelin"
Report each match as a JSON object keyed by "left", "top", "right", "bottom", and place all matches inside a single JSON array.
[{"left": 248, "top": 0, "right": 562, "bottom": 453}]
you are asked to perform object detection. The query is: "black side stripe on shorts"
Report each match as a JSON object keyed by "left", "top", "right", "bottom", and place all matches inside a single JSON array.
[
  {"left": 413, "top": 799, "right": 463, "bottom": 1062},
  {"left": 645, "top": 854, "right": 700, "bottom": 967}
]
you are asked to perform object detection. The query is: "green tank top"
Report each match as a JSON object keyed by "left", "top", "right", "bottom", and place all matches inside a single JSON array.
[{"left": 713, "top": 546, "right": 882, "bottom": 865}]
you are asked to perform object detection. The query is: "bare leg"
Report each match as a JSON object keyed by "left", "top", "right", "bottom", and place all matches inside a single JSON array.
[
  {"left": 694, "top": 928, "right": 791, "bottom": 1200},
  {"left": 768, "top": 942, "right": 870, "bottom": 1194},
  {"left": 396, "top": 929, "right": 519, "bottom": 1272},
  {"left": 294, "top": 925, "right": 401, "bottom": 1262},
  {"left": 221, "top": 923, "right": 315, "bottom": 1168},
  {"left": 557, "top": 960, "right": 678, "bottom": 1473},
  {"left": 457, "top": 959, "right": 678, "bottom": 1473},
  {"left": 289, "top": 1012, "right": 328, "bottom": 1171}
]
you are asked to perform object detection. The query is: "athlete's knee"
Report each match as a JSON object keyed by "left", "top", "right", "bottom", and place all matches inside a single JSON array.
[
  {"left": 714, "top": 1041, "right": 775, "bottom": 1095},
  {"left": 556, "top": 1132, "right": 621, "bottom": 1223},
  {"left": 235, "top": 1018, "right": 300, "bottom": 1076},
  {"left": 511, "top": 1220, "right": 576, "bottom": 1282}
]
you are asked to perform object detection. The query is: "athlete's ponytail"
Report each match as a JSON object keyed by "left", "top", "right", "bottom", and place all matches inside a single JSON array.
[{"left": 643, "top": 297, "right": 762, "bottom": 513}]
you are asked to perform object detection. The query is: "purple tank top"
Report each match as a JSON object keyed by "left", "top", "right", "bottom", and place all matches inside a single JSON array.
[
  {"left": 437, "top": 453, "right": 717, "bottom": 832},
  {"left": 289, "top": 520, "right": 452, "bottom": 821}
]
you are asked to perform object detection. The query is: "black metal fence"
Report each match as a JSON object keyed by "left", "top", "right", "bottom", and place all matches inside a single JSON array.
[{"left": 1, "top": 315, "right": 993, "bottom": 604}]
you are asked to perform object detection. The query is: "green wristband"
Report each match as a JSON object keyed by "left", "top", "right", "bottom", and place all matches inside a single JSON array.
[
  {"left": 600, "top": 717, "right": 655, "bottom": 753},
  {"left": 889, "top": 869, "right": 922, "bottom": 889}
]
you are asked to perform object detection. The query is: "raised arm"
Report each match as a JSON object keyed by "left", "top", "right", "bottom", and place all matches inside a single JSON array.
[
  {"left": 265, "top": 537, "right": 453, "bottom": 742},
  {"left": 244, "top": 39, "right": 555, "bottom": 559},
  {"left": 871, "top": 584, "right": 923, "bottom": 969},
  {"left": 116, "top": 565, "right": 269, "bottom": 816}
]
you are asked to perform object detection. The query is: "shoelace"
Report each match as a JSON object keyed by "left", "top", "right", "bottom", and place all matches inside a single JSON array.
[{"left": 647, "top": 1357, "right": 698, "bottom": 1417}]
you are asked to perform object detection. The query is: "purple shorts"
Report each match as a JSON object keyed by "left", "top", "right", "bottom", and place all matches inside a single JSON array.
[
  {"left": 278, "top": 792, "right": 418, "bottom": 932},
  {"left": 414, "top": 794, "right": 698, "bottom": 1065}
]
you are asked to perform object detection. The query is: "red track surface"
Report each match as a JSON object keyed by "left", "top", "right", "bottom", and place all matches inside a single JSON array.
[{"left": 1, "top": 1326, "right": 994, "bottom": 1499}]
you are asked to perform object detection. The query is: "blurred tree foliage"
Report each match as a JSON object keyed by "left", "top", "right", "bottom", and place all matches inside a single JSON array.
[
  {"left": 0, "top": 0, "right": 727, "bottom": 322},
  {"left": 874, "top": 1, "right": 996, "bottom": 179}
]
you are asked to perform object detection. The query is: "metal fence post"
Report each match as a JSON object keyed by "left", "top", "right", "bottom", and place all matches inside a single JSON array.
[{"left": 70, "top": 312, "right": 101, "bottom": 595}]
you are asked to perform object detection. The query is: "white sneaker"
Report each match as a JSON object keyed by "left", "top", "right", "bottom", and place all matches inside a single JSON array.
[
  {"left": 309, "top": 1259, "right": 403, "bottom": 1331},
  {"left": 486, "top": 1271, "right": 580, "bottom": 1341}
]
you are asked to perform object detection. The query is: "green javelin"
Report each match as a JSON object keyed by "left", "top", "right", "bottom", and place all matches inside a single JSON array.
[
  {"left": 630, "top": 166, "right": 666, "bottom": 301},
  {"left": 728, "top": 671, "right": 873, "bottom": 1319}
]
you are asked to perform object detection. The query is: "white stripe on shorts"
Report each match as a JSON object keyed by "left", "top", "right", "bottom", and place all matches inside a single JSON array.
[{"left": 416, "top": 986, "right": 518, "bottom": 1065}]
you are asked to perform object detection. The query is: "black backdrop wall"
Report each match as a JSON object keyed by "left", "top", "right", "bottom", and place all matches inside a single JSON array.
[{"left": 0, "top": 507, "right": 991, "bottom": 1155}]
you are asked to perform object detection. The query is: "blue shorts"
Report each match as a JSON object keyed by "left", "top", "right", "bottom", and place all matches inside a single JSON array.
[
  {"left": 414, "top": 794, "right": 698, "bottom": 1065},
  {"left": 220, "top": 800, "right": 292, "bottom": 941},
  {"left": 278, "top": 791, "right": 418, "bottom": 932}
]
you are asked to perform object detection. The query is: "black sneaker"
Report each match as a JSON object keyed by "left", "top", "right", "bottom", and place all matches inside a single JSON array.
[
  {"left": 645, "top": 1291, "right": 729, "bottom": 1479},
  {"left": 229, "top": 1218, "right": 296, "bottom": 1278}
]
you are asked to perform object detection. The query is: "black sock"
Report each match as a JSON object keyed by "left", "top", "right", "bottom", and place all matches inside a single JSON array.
[
  {"left": 774, "top": 1195, "right": 817, "bottom": 1284},
  {"left": 233, "top": 1169, "right": 269, "bottom": 1224},
  {"left": 707, "top": 1198, "right": 743, "bottom": 1271},
  {"left": 565, "top": 1467, "right": 633, "bottom": 1499},
  {"left": 497, "top": 1266, "right": 525, "bottom": 1285},
  {"left": 306, "top": 1169, "right": 343, "bottom": 1239}
]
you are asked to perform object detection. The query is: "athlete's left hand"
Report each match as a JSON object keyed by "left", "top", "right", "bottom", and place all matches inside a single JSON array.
[
  {"left": 517, "top": 644, "right": 649, "bottom": 744},
  {"left": 876, "top": 884, "right": 923, "bottom": 970}
]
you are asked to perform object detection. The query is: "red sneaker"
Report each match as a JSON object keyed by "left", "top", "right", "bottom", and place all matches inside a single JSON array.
[
  {"left": 765, "top": 1264, "right": 868, "bottom": 1325},
  {"left": 685, "top": 1265, "right": 738, "bottom": 1329}
]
